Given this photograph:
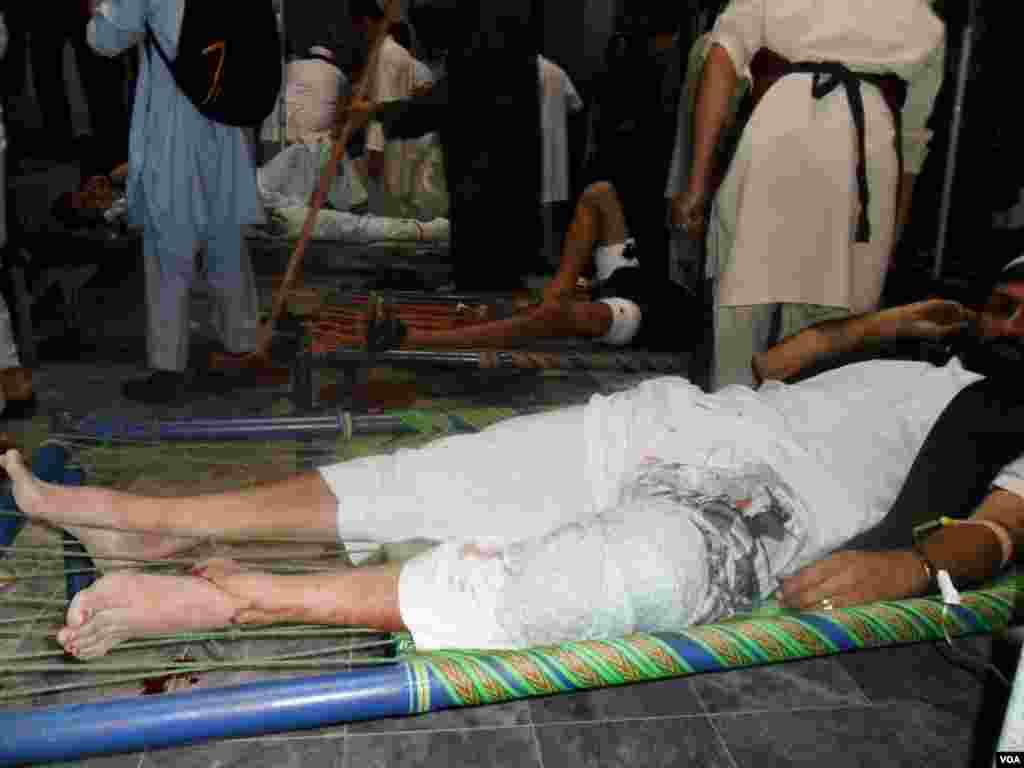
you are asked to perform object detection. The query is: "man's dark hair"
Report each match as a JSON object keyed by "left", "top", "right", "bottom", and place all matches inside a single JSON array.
[
  {"left": 390, "top": 20, "right": 415, "bottom": 52},
  {"left": 350, "top": 0, "right": 385, "bottom": 21}
]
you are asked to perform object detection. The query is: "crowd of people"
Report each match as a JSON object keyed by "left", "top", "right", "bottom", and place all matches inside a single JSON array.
[{"left": 2, "top": 0, "right": 1024, "bottom": 665}]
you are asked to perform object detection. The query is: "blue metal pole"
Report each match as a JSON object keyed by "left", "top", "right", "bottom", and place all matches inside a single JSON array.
[
  {"left": 0, "top": 663, "right": 414, "bottom": 767},
  {"left": 53, "top": 412, "right": 413, "bottom": 443}
]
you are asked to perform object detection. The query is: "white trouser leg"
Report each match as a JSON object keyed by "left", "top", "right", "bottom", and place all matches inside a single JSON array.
[
  {"left": 317, "top": 405, "right": 593, "bottom": 544},
  {"left": 0, "top": 292, "right": 17, "bottom": 414},
  {"left": 204, "top": 225, "right": 259, "bottom": 355},
  {"left": 143, "top": 220, "right": 198, "bottom": 373},
  {"left": 0, "top": 293, "right": 19, "bottom": 369}
]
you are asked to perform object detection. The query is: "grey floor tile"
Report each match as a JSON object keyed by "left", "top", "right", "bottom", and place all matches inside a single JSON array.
[
  {"left": 535, "top": 715, "right": 735, "bottom": 768},
  {"left": 836, "top": 641, "right": 990, "bottom": 720},
  {"left": 348, "top": 699, "right": 532, "bottom": 734},
  {"left": 713, "top": 701, "right": 974, "bottom": 768},
  {"left": 529, "top": 676, "right": 705, "bottom": 724},
  {"left": 142, "top": 736, "right": 344, "bottom": 768},
  {"left": 690, "top": 657, "right": 867, "bottom": 714},
  {"left": 343, "top": 725, "right": 542, "bottom": 768}
]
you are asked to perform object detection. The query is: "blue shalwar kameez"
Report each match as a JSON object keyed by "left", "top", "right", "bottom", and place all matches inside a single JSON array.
[{"left": 88, "top": 0, "right": 263, "bottom": 373}]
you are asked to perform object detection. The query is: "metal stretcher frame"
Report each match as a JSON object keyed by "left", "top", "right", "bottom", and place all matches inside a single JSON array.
[
  {"left": 2, "top": 570, "right": 1020, "bottom": 766},
  {"left": 247, "top": 236, "right": 453, "bottom": 287},
  {"left": 287, "top": 289, "right": 692, "bottom": 408},
  {"left": 2, "top": 418, "right": 1020, "bottom": 768}
]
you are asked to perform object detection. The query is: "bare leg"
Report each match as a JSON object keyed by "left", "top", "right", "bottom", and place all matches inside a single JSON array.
[
  {"left": 401, "top": 299, "right": 614, "bottom": 348},
  {"left": 56, "top": 560, "right": 404, "bottom": 658},
  {"left": 1, "top": 449, "right": 341, "bottom": 557},
  {"left": 389, "top": 180, "right": 633, "bottom": 349},
  {"left": 544, "top": 181, "right": 629, "bottom": 301}
]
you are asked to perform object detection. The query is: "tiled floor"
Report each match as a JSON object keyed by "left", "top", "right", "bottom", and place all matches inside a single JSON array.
[{"left": 2, "top": 178, "right": 1019, "bottom": 766}]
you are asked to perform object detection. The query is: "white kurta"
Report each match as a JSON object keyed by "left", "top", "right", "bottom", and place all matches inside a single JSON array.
[
  {"left": 366, "top": 35, "right": 417, "bottom": 216},
  {"left": 708, "top": 0, "right": 945, "bottom": 313},
  {"left": 88, "top": 0, "right": 263, "bottom": 372}
]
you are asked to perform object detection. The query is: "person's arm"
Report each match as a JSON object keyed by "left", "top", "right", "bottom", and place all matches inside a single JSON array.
[
  {"left": 343, "top": 76, "right": 448, "bottom": 144},
  {"left": 779, "top": 487, "right": 1022, "bottom": 611},
  {"left": 751, "top": 299, "right": 975, "bottom": 385},
  {"left": 87, "top": 0, "right": 146, "bottom": 58},
  {"left": 670, "top": 0, "right": 762, "bottom": 238}
]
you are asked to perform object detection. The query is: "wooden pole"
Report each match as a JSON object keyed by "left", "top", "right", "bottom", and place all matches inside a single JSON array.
[{"left": 250, "top": 0, "right": 401, "bottom": 362}]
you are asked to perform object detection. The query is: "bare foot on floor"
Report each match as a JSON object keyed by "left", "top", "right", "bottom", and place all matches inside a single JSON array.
[
  {"left": 1, "top": 449, "right": 195, "bottom": 562},
  {"left": 57, "top": 571, "right": 245, "bottom": 659}
]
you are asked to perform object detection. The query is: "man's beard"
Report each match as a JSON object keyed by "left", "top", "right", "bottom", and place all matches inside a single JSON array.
[{"left": 949, "top": 329, "right": 1024, "bottom": 379}]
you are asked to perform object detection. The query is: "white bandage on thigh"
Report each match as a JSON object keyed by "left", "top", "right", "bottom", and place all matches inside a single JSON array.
[
  {"left": 597, "top": 297, "right": 642, "bottom": 346},
  {"left": 594, "top": 238, "right": 638, "bottom": 282},
  {"left": 398, "top": 538, "right": 515, "bottom": 650}
]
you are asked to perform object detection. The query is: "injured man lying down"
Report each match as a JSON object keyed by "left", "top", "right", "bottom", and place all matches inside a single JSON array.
[{"left": 3, "top": 257, "right": 1024, "bottom": 658}]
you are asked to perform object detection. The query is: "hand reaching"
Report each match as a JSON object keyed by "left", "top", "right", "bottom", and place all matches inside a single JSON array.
[
  {"left": 777, "top": 550, "right": 930, "bottom": 612},
  {"left": 876, "top": 299, "right": 976, "bottom": 341},
  {"left": 669, "top": 188, "right": 709, "bottom": 242},
  {"left": 336, "top": 97, "right": 375, "bottom": 138}
]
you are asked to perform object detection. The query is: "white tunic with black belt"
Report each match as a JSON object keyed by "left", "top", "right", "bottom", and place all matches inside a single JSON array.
[{"left": 708, "top": 0, "right": 945, "bottom": 314}]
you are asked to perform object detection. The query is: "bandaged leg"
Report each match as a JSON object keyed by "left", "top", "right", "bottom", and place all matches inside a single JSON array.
[{"left": 398, "top": 498, "right": 710, "bottom": 650}]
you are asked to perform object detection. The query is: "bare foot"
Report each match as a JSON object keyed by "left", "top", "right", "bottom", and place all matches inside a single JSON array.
[
  {"left": 57, "top": 571, "right": 245, "bottom": 659},
  {"left": 1, "top": 448, "right": 196, "bottom": 562}
]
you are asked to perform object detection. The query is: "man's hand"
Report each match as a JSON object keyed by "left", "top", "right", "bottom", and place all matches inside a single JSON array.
[
  {"left": 777, "top": 550, "right": 931, "bottom": 612},
  {"left": 336, "top": 96, "right": 375, "bottom": 137},
  {"left": 670, "top": 187, "right": 709, "bottom": 242},
  {"left": 875, "top": 299, "right": 976, "bottom": 341}
]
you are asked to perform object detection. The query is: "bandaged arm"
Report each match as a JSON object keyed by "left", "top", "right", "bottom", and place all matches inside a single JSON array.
[{"left": 913, "top": 488, "right": 1024, "bottom": 593}]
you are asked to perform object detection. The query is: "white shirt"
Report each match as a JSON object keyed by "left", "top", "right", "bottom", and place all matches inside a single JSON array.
[
  {"left": 584, "top": 359, "right": 1024, "bottom": 583},
  {"left": 367, "top": 35, "right": 416, "bottom": 153},
  {"left": 538, "top": 55, "right": 583, "bottom": 204},
  {"left": 710, "top": 0, "right": 945, "bottom": 174}
]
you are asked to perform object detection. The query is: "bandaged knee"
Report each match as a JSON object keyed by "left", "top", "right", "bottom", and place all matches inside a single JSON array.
[
  {"left": 398, "top": 501, "right": 711, "bottom": 651},
  {"left": 597, "top": 298, "right": 642, "bottom": 346}
]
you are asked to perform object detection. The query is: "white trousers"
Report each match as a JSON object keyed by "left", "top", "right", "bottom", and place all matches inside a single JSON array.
[
  {"left": 318, "top": 405, "right": 728, "bottom": 651},
  {"left": 142, "top": 216, "right": 260, "bottom": 373}
]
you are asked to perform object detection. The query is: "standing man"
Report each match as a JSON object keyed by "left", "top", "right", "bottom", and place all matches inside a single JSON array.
[
  {"left": 88, "top": 0, "right": 263, "bottom": 403},
  {"left": 674, "top": 0, "right": 946, "bottom": 391}
]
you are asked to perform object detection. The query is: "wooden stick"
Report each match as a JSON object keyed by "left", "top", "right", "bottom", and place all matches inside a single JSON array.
[{"left": 252, "top": 0, "right": 402, "bottom": 359}]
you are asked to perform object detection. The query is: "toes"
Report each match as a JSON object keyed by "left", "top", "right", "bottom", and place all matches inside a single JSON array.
[
  {"left": 66, "top": 610, "right": 125, "bottom": 659},
  {"left": 65, "top": 590, "right": 97, "bottom": 629},
  {"left": 0, "top": 449, "right": 24, "bottom": 476},
  {"left": 56, "top": 627, "right": 76, "bottom": 653}
]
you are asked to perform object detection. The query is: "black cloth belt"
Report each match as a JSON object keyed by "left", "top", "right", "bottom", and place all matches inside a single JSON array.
[{"left": 751, "top": 51, "right": 908, "bottom": 244}]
